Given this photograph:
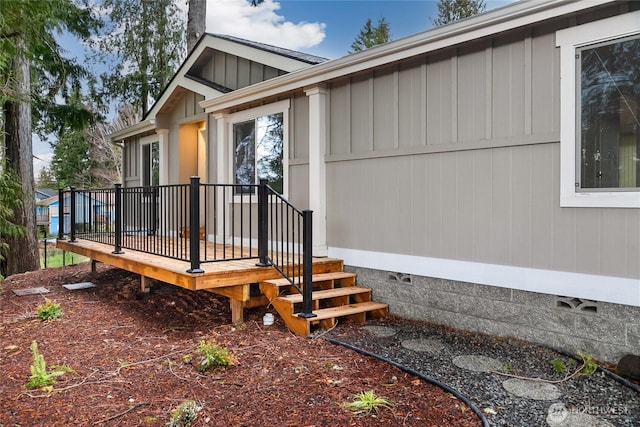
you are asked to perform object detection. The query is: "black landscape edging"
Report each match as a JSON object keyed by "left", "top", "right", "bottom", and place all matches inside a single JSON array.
[{"left": 327, "top": 338, "right": 491, "bottom": 427}]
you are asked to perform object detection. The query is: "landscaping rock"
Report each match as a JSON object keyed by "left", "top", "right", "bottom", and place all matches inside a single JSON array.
[
  {"left": 401, "top": 338, "right": 445, "bottom": 354},
  {"left": 452, "top": 354, "right": 503, "bottom": 372},
  {"left": 503, "top": 378, "right": 561, "bottom": 400},
  {"left": 616, "top": 354, "right": 640, "bottom": 380}
]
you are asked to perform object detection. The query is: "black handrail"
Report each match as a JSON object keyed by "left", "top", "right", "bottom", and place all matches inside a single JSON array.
[{"left": 60, "top": 179, "right": 315, "bottom": 317}]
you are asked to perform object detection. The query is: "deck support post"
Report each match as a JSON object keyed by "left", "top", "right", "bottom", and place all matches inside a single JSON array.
[
  {"left": 256, "top": 179, "right": 270, "bottom": 267},
  {"left": 69, "top": 187, "right": 77, "bottom": 242},
  {"left": 57, "top": 188, "right": 65, "bottom": 240},
  {"left": 187, "top": 176, "right": 204, "bottom": 274},
  {"left": 298, "top": 210, "right": 317, "bottom": 319},
  {"left": 230, "top": 298, "right": 244, "bottom": 324},
  {"left": 140, "top": 275, "right": 151, "bottom": 293},
  {"left": 112, "top": 183, "right": 124, "bottom": 255}
]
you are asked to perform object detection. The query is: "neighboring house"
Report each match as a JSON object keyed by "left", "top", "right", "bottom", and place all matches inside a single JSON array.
[
  {"left": 111, "top": 1, "right": 640, "bottom": 362},
  {"left": 35, "top": 189, "right": 57, "bottom": 227},
  {"left": 37, "top": 193, "right": 110, "bottom": 236}
]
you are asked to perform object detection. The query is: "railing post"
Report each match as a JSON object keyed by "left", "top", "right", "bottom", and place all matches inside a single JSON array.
[
  {"left": 187, "top": 176, "right": 204, "bottom": 273},
  {"left": 256, "top": 178, "right": 270, "bottom": 267},
  {"left": 69, "top": 187, "right": 76, "bottom": 242},
  {"left": 112, "top": 183, "right": 124, "bottom": 254},
  {"left": 57, "top": 188, "right": 65, "bottom": 240},
  {"left": 298, "top": 209, "right": 316, "bottom": 319}
]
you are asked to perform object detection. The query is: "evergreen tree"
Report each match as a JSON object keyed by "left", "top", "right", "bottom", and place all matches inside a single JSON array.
[
  {"left": 35, "top": 167, "right": 57, "bottom": 189},
  {"left": 0, "top": 0, "right": 98, "bottom": 277},
  {"left": 350, "top": 17, "right": 392, "bottom": 53},
  {"left": 431, "top": 0, "right": 486, "bottom": 26},
  {"left": 91, "top": 0, "right": 186, "bottom": 116}
]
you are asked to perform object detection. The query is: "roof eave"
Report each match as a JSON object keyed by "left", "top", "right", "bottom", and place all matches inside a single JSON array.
[
  {"left": 201, "top": 0, "right": 615, "bottom": 113},
  {"left": 108, "top": 119, "right": 156, "bottom": 142}
]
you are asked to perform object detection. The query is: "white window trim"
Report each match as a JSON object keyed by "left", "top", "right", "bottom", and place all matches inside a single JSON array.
[
  {"left": 556, "top": 12, "right": 640, "bottom": 208},
  {"left": 227, "top": 99, "right": 290, "bottom": 198},
  {"left": 139, "top": 134, "right": 159, "bottom": 187}
]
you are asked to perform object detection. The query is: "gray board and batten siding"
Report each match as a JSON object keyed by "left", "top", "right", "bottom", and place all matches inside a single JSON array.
[{"left": 322, "top": 9, "right": 640, "bottom": 282}]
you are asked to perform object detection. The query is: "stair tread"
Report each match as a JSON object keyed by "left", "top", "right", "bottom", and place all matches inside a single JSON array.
[
  {"left": 262, "top": 271, "right": 356, "bottom": 287},
  {"left": 296, "top": 301, "right": 388, "bottom": 321},
  {"left": 278, "top": 286, "right": 371, "bottom": 303}
]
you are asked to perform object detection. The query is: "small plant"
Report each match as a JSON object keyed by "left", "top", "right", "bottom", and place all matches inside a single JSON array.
[
  {"left": 26, "top": 341, "right": 67, "bottom": 389},
  {"left": 36, "top": 299, "right": 62, "bottom": 321},
  {"left": 341, "top": 390, "right": 395, "bottom": 415},
  {"left": 577, "top": 351, "right": 598, "bottom": 375},
  {"left": 167, "top": 400, "right": 202, "bottom": 427},
  {"left": 196, "top": 340, "right": 236, "bottom": 372},
  {"left": 550, "top": 359, "right": 566, "bottom": 374},
  {"left": 502, "top": 363, "right": 513, "bottom": 372}
]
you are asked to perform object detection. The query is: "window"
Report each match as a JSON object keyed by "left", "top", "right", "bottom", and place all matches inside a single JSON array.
[
  {"left": 231, "top": 101, "right": 288, "bottom": 195},
  {"left": 557, "top": 12, "right": 640, "bottom": 208},
  {"left": 141, "top": 141, "right": 159, "bottom": 187}
]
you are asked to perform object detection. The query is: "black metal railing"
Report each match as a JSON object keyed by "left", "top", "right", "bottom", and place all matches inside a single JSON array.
[{"left": 58, "top": 178, "right": 315, "bottom": 317}]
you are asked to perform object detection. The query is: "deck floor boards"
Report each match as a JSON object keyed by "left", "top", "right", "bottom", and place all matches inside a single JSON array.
[{"left": 56, "top": 238, "right": 342, "bottom": 292}]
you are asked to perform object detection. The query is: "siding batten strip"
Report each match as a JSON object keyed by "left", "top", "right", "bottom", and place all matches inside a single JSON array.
[
  {"left": 485, "top": 40, "right": 493, "bottom": 140},
  {"left": 524, "top": 30, "right": 532, "bottom": 136},
  {"left": 393, "top": 65, "right": 400, "bottom": 149},
  {"left": 369, "top": 74, "right": 374, "bottom": 152},
  {"left": 451, "top": 53, "right": 458, "bottom": 143},
  {"left": 421, "top": 59, "right": 428, "bottom": 146}
]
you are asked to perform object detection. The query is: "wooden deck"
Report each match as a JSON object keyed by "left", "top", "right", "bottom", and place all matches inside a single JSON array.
[{"left": 56, "top": 238, "right": 344, "bottom": 323}]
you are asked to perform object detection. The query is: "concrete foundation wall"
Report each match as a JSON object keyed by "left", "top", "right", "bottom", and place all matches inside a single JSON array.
[{"left": 347, "top": 265, "right": 640, "bottom": 363}]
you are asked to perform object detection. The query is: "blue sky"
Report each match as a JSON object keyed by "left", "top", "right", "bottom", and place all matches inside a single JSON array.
[
  {"left": 204, "top": 0, "right": 515, "bottom": 59},
  {"left": 34, "top": 0, "right": 514, "bottom": 175}
]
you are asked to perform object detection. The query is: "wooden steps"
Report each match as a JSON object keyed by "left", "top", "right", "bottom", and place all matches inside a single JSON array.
[{"left": 260, "top": 271, "right": 388, "bottom": 336}]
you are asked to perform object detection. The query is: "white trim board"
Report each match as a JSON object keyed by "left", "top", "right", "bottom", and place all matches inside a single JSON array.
[
  {"left": 328, "top": 247, "right": 640, "bottom": 308},
  {"left": 556, "top": 11, "right": 640, "bottom": 208}
]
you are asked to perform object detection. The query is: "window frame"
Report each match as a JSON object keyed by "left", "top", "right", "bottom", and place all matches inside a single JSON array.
[
  {"left": 228, "top": 99, "right": 290, "bottom": 198},
  {"left": 556, "top": 11, "right": 640, "bottom": 208},
  {"left": 139, "top": 135, "right": 159, "bottom": 188}
]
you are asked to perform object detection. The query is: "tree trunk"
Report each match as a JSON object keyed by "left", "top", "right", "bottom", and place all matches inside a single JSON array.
[
  {"left": 2, "top": 37, "right": 40, "bottom": 277},
  {"left": 187, "top": 0, "right": 206, "bottom": 53}
]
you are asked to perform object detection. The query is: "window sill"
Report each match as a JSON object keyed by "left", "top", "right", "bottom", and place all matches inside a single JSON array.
[{"left": 561, "top": 192, "right": 640, "bottom": 209}]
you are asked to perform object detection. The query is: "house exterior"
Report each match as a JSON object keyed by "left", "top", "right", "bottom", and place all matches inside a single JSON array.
[
  {"left": 38, "top": 193, "right": 110, "bottom": 236},
  {"left": 112, "top": 0, "right": 640, "bottom": 362}
]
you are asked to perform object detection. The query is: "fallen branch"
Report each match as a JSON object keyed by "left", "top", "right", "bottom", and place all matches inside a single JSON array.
[
  {"left": 93, "top": 402, "right": 149, "bottom": 424},
  {"left": 492, "top": 362, "right": 588, "bottom": 384}
]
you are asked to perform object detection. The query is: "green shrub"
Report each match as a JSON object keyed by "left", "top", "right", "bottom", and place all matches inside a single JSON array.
[
  {"left": 550, "top": 359, "right": 566, "bottom": 374},
  {"left": 26, "top": 341, "right": 68, "bottom": 389},
  {"left": 36, "top": 299, "right": 62, "bottom": 321},
  {"left": 196, "top": 340, "right": 236, "bottom": 372},
  {"left": 341, "top": 390, "right": 395, "bottom": 415}
]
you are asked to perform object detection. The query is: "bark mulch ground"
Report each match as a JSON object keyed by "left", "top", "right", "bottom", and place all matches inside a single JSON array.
[{"left": 0, "top": 263, "right": 481, "bottom": 426}]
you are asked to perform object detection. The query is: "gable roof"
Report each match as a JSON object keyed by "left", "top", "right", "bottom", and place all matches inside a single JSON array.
[
  {"left": 35, "top": 188, "right": 57, "bottom": 200},
  {"left": 145, "top": 33, "right": 326, "bottom": 120},
  {"left": 111, "top": 33, "right": 327, "bottom": 142}
]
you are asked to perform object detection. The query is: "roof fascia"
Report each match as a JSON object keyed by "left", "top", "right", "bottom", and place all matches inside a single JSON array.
[
  {"left": 144, "top": 37, "right": 217, "bottom": 120},
  {"left": 109, "top": 119, "right": 155, "bottom": 142},
  {"left": 201, "top": 0, "right": 615, "bottom": 113},
  {"left": 175, "top": 74, "right": 225, "bottom": 98},
  {"left": 209, "top": 36, "right": 319, "bottom": 72}
]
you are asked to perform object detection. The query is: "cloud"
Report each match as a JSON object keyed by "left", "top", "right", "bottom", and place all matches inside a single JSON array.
[
  {"left": 33, "top": 152, "right": 53, "bottom": 179},
  {"left": 205, "top": 0, "right": 325, "bottom": 50}
]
